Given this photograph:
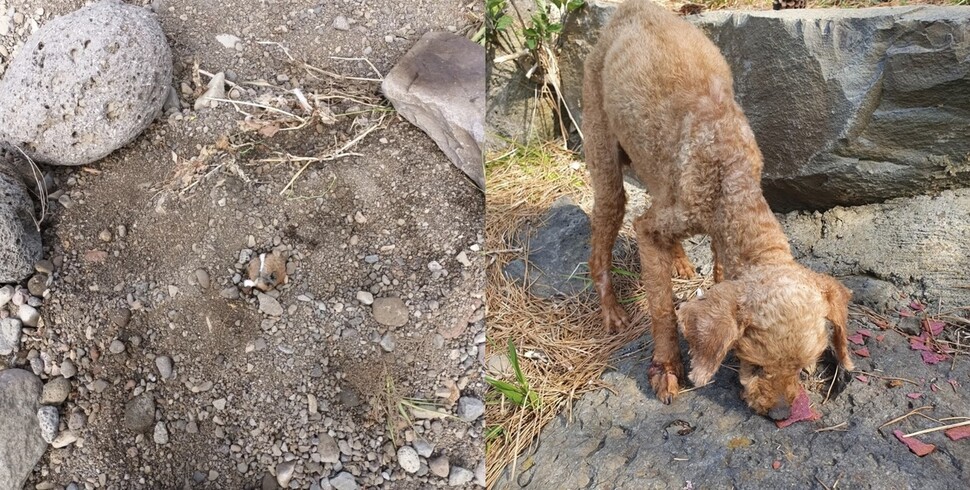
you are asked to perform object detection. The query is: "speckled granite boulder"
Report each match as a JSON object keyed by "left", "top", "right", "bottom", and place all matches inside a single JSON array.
[{"left": 0, "top": 0, "right": 172, "bottom": 166}]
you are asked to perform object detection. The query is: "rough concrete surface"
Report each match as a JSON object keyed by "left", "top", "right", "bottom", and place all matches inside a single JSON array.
[
  {"left": 781, "top": 188, "right": 970, "bottom": 309},
  {"left": 0, "top": 0, "right": 172, "bottom": 166},
  {"left": 557, "top": 3, "right": 970, "bottom": 210},
  {"left": 496, "top": 316, "right": 970, "bottom": 488}
]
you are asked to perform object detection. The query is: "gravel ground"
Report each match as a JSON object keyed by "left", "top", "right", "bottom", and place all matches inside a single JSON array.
[{"left": 0, "top": 0, "right": 485, "bottom": 488}]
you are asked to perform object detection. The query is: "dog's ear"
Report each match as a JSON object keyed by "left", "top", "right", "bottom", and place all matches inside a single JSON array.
[
  {"left": 816, "top": 274, "right": 855, "bottom": 371},
  {"left": 678, "top": 281, "right": 744, "bottom": 387}
]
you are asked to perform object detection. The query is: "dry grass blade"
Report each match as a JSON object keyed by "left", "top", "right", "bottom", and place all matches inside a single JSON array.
[
  {"left": 815, "top": 422, "right": 848, "bottom": 433},
  {"left": 485, "top": 142, "right": 706, "bottom": 486},
  {"left": 11, "top": 145, "right": 47, "bottom": 230},
  {"left": 879, "top": 406, "right": 935, "bottom": 430},
  {"left": 903, "top": 419, "right": 970, "bottom": 438}
]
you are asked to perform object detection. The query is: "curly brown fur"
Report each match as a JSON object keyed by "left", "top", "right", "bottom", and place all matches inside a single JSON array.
[{"left": 583, "top": 0, "right": 853, "bottom": 415}]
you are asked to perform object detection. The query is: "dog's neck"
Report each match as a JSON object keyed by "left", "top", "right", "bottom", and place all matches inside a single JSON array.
[{"left": 712, "top": 122, "right": 794, "bottom": 277}]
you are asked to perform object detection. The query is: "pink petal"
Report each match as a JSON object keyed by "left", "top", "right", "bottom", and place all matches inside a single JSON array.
[
  {"left": 855, "top": 375, "right": 869, "bottom": 383},
  {"left": 899, "top": 309, "right": 914, "bottom": 318},
  {"left": 847, "top": 333, "right": 865, "bottom": 345},
  {"left": 854, "top": 347, "right": 870, "bottom": 358},
  {"left": 921, "top": 351, "right": 948, "bottom": 365},
  {"left": 945, "top": 425, "right": 970, "bottom": 441},
  {"left": 909, "top": 335, "right": 932, "bottom": 352},
  {"left": 894, "top": 430, "right": 936, "bottom": 456},
  {"left": 876, "top": 334, "right": 886, "bottom": 342},
  {"left": 931, "top": 383, "right": 939, "bottom": 393},
  {"left": 858, "top": 328, "right": 874, "bottom": 338},
  {"left": 906, "top": 393, "right": 923, "bottom": 400},
  {"left": 776, "top": 388, "right": 820, "bottom": 428},
  {"left": 949, "top": 379, "right": 960, "bottom": 392},
  {"left": 924, "top": 319, "right": 945, "bottom": 336},
  {"left": 910, "top": 301, "right": 926, "bottom": 312}
]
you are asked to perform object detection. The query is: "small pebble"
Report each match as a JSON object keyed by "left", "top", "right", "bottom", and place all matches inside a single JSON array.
[
  {"left": 18, "top": 304, "right": 39, "bottom": 327},
  {"left": 457, "top": 396, "right": 484, "bottom": 422},
  {"left": 155, "top": 356, "right": 174, "bottom": 379},
  {"left": 37, "top": 406, "right": 59, "bottom": 443},
  {"left": 154, "top": 422, "right": 169, "bottom": 444},
  {"left": 397, "top": 446, "right": 421, "bottom": 473},
  {"left": 41, "top": 376, "right": 71, "bottom": 405},
  {"left": 109, "top": 340, "right": 126, "bottom": 354},
  {"left": 356, "top": 291, "right": 374, "bottom": 305}
]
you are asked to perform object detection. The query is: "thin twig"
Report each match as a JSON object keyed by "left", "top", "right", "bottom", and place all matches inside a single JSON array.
[
  {"left": 880, "top": 406, "right": 935, "bottom": 430},
  {"left": 815, "top": 422, "right": 848, "bottom": 433},
  {"left": 903, "top": 419, "right": 970, "bottom": 438},
  {"left": 851, "top": 371, "right": 919, "bottom": 386}
]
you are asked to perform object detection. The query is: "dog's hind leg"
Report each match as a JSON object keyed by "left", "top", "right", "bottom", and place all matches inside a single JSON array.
[
  {"left": 672, "top": 242, "right": 697, "bottom": 279},
  {"left": 583, "top": 70, "right": 629, "bottom": 333}
]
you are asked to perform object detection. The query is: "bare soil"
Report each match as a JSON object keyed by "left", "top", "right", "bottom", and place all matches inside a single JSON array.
[{"left": 1, "top": 0, "right": 485, "bottom": 488}]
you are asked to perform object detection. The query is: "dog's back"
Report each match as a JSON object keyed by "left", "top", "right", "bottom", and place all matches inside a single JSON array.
[{"left": 585, "top": 1, "right": 747, "bottom": 202}]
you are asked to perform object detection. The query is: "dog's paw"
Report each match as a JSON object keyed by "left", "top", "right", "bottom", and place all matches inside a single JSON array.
[
  {"left": 648, "top": 361, "right": 683, "bottom": 404},
  {"left": 600, "top": 302, "right": 630, "bottom": 333},
  {"left": 673, "top": 258, "right": 697, "bottom": 279}
]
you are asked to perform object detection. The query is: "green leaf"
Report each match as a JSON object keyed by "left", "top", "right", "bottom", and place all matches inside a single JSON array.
[
  {"left": 486, "top": 376, "right": 526, "bottom": 405},
  {"left": 566, "top": 0, "right": 586, "bottom": 12},
  {"left": 495, "top": 15, "right": 513, "bottom": 31}
]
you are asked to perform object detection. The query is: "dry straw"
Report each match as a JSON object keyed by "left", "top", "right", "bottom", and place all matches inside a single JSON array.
[{"left": 485, "top": 141, "right": 709, "bottom": 487}]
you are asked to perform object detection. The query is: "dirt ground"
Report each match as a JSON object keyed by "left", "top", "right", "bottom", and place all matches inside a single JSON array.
[{"left": 1, "top": 0, "right": 485, "bottom": 488}]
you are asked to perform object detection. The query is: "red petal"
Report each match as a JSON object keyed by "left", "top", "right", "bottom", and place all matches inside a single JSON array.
[
  {"left": 906, "top": 393, "right": 923, "bottom": 400},
  {"left": 772, "top": 460, "right": 782, "bottom": 470},
  {"left": 853, "top": 347, "right": 870, "bottom": 358},
  {"left": 921, "top": 351, "right": 948, "bottom": 365},
  {"left": 876, "top": 334, "right": 886, "bottom": 342},
  {"left": 945, "top": 425, "right": 970, "bottom": 441},
  {"left": 855, "top": 375, "right": 869, "bottom": 383},
  {"left": 847, "top": 333, "right": 865, "bottom": 345},
  {"left": 858, "top": 329, "right": 873, "bottom": 338},
  {"left": 894, "top": 430, "right": 936, "bottom": 456},
  {"left": 776, "top": 388, "right": 820, "bottom": 428}
]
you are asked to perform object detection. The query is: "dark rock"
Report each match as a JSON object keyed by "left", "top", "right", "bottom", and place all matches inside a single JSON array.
[
  {"left": 558, "top": 3, "right": 970, "bottom": 210},
  {"left": 124, "top": 393, "right": 155, "bottom": 433},
  {"left": 0, "top": 0, "right": 172, "bottom": 166},
  {"left": 839, "top": 275, "right": 905, "bottom": 314},
  {"left": 0, "top": 162, "right": 42, "bottom": 283},
  {"left": 504, "top": 199, "right": 627, "bottom": 298},
  {"left": 0, "top": 369, "right": 46, "bottom": 490},
  {"left": 382, "top": 32, "right": 485, "bottom": 189}
]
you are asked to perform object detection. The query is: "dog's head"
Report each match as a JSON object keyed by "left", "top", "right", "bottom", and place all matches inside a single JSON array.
[{"left": 676, "top": 266, "right": 854, "bottom": 419}]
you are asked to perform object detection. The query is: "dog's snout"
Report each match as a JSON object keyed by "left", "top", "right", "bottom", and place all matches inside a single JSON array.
[{"left": 768, "top": 399, "right": 790, "bottom": 421}]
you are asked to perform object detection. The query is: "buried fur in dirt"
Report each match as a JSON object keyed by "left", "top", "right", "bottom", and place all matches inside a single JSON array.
[{"left": 582, "top": 0, "right": 853, "bottom": 418}]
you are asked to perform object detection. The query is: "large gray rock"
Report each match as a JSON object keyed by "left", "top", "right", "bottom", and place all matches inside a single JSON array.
[
  {"left": 0, "top": 369, "right": 47, "bottom": 490},
  {"left": 0, "top": 0, "right": 172, "bottom": 166},
  {"left": 496, "top": 318, "right": 970, "bottom": 488},
  {"left": 383, "top": 31, "right": 485, "bottom": 190},
  {"left": 781, "top": 188, "right": 970, "bottom": 309},
  {"left": 0, "top": 161, "right": 42, "bottom": 283},
  {"left": 558, "top": 4, "right": 970, "bottom": 210}
]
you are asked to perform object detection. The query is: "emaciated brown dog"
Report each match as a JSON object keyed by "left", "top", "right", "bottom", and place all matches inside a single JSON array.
[{"left": 583, "top": 0, "right": 854, "bottom": 419}]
